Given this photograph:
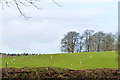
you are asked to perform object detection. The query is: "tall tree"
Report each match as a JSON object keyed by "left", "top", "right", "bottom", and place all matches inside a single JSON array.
[
  {"left": 102, "top": 33, "right": 115, "bottom": 51},
  {"left": 77, "top": 34, "right": 84, "bottom": 52},
  {"left": 93, "top": 32, "right": 105, "bottom": 52},
  {"left": 61, "top": 31, "right": 79, "bottom": 53},
  {"left": 83, "top": 30, "right": 94, "bottom": 52}
]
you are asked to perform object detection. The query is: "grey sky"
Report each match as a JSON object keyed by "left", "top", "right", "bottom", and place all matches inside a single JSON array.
[{"left": 1, "top": 0, "right": 118, "bottom": 54}]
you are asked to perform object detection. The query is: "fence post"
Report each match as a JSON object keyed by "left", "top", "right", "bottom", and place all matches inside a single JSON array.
[{"left": 6, "top": 62, "right": 7, "bottom": 69}]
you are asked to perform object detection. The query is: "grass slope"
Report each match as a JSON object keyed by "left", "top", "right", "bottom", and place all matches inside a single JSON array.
[{"left": 2, "top": 51, "right": 118, "bottom": 69}]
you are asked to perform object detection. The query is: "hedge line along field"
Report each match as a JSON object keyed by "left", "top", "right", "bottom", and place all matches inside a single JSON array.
[{"left": 2, "top": 51, "right": 118, "bottom": 70}]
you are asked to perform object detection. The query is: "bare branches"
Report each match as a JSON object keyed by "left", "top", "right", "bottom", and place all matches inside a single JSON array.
[
  {"left": 0, "top": 0, "right": 63, "bottom": 19},
  {"left": 25, "top": 0, "right": 42, "bottom": 10},
  {"left": 13, "top": 0, "right": 31, "bottom": 19},
  {"left": 52, "top": 0, "right": 63, "bottom": 7},
  {"left": 13, "top": 0, "right": 41, "bottom": 19}
]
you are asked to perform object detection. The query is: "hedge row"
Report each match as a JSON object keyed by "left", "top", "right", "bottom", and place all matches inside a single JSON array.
[{"left": 2, "top": 67, "right": 120, "bottom": 80}]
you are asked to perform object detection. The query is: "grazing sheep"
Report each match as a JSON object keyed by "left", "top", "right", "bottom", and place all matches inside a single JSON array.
[
  {"left": 51, "top": 55, "right": 53, "bottom": 59},
  {"left": 80, "top": 62, "right": 82, "bottom": 64},
  {"left": 90, "top": 56, "right": 92, "bottom": 58}
]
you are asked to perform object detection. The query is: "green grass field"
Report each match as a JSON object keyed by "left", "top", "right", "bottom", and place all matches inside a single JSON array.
[{"left": 1, "top": 51, "right": 118, "bottom": 70}]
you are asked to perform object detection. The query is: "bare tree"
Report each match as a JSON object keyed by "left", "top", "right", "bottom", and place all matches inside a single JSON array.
[
  {"left": 77, "top": 34, "right": 84, "bottom": 52},
  {"left": 83, "top": 30, "right": 94, "bottom": 52},
  {"left": 102, "top": 33, "right": 115, "bottom": 51},
  {"left": 61, "top": 30, "right": 116, "bottom": 53},
  {"left": 61, "top": 31, "right": 79, "bottom": 53},
  {"left": 93, "top": 31, "right": 105, "bottom": 52}
]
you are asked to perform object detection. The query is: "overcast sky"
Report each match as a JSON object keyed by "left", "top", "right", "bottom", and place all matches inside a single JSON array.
[{"left": 0, "top": 0, "right": 118, "bottom": 54}]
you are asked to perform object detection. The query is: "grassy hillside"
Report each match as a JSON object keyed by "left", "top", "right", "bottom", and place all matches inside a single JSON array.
[{"left": 2, "top": 51, "right": 118, "bottom": 69}]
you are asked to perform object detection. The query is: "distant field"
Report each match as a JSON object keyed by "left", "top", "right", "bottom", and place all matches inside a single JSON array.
[{"left": 2, "top": 51, "right": 118, "bottom": 70}]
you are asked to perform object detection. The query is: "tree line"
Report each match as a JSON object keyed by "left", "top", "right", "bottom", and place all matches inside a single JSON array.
[
  {"left": 60, "top": 30, "right": 118, "bottom": 53},
  {"left": 0, "top": 52, "right": 41, "bottom": 56}
]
